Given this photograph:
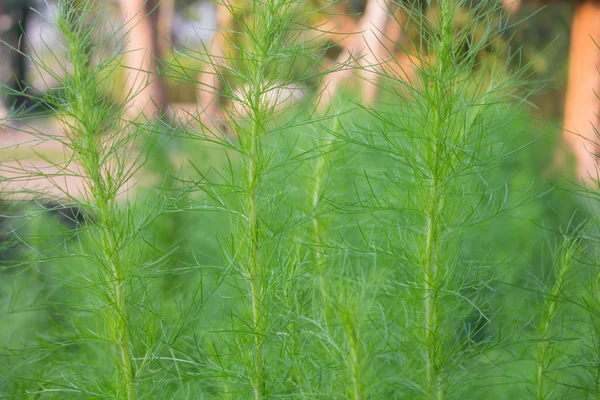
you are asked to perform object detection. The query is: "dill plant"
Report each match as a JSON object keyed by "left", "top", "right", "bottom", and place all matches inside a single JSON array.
[
  {"left": 303, "top": 105, "right": 388, "bottom": 399},
  {"left": 310, "top": 114, "right": 339, "bottom": 301},
  {"left": 0, "top": 1, "right": 185, "bottom": 398},
  {"left": 330, "top": 0, "right": 533, "bottom": 397},
  {"left": 53, "top": 4, "right": 138, "bottom": 397},
  {"left": 173, "top": 0, "right": 334, "bottom": 397},
  {"left": 534, "top": 234, "right": 582, "bottom": 399},
  {"left": 544, "top": 193, "right": 600, "bottom": 397},
  {"left": 528, "top": 208, "right": 600, "bottom": 398},
  {"left": 0, "top": 0, "right": 581, "bottom": 398}
]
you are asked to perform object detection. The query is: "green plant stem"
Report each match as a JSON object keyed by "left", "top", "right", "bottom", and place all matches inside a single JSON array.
[
  {"left": 537, "top": 241, "right": 573, "bottom": 400},
  {"left": 424, "top": 71, "right": 446, "bottom": 400},
  {"left": 59, "top": 1, "right": 137, "bottom": 395},
  {"left": 536, "top": 318, "right": 552, "bottom": 399},
  {"left": 339, "top": 291, "right": 362, "bottom": 400},
  {"left": 311, "top": 117, "right": 338, "bottom": 301},
  {"left": 248, "top": 165, "right": 263, "bottom": 400},
  {"left": 115, "top": 278, "right": 136, "bottom": 400},
  {"left": 349, "top": 332, "right": 361, "bottom": 400},
  {"left": 248, "top": 67, "right": 265, "bottom": 400},
  {"left": 312, "top": 168, "right": 326, "bottom": 299},
  {"left": 101, "top": 205, "right": 136, "bottom": 400},
  {"left": 422, "top": 1, "right": 458, "bottom": 397},
  {"left": 85, "top": 142, "right": 136, "bottom": 399},
  {"left": 77, "top": 86, "right": 136, "bottom": 399},
  {"left": 423, "top": 174, "right": 443, "bottom": 400}
]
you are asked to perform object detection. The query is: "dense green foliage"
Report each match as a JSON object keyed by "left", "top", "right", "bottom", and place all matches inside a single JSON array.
[{"left": 1, "top": 0, "right": 599, "bottom": 399}]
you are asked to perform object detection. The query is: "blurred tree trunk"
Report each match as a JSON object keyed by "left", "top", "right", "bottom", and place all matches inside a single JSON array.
[
  {"left": 0, "top": 0, "right": 31, "bottom": 120},
  {"left": 317, "top": 0, "right": 395, "bottom": 112},
  {"left": 157, "top": 0, "right": 175, "bottom": 57},
  {"left": 119, "top": 0, "right": 166, "bottom": 119},
  {"left": 197, "top": 1, "right": 234, "bottom": 131},
  {"left": 501, "top": 0, "right": 522, "bottom": 14},
  {"left": 563, "top": 1, "right": 600, "bottom": 181}
]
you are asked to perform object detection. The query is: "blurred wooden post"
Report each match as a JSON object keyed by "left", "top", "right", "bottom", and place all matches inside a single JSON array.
[
  {"left": 361, "top": 0, "right": 402, "bottom": 105},
  {"left": 500, "top": 0, "right": 522, "bottom": 14},
  {"left": 563, "top": 1, "right": 600, "bottom": 182},
  {"left": 157, "top": 0, "right": 175, "bottom": 57},
  {"left": 318, "top": 0, "right": 393, "bottom": 112},
  {"left": 196, "top": 1, "right": 235, "bottom": 129},
  {"left": 0, "top": 1, "right": 31, "bottom": 121},
  {"left": 119, "top": 0, "right": 166, "bottom": 119}
]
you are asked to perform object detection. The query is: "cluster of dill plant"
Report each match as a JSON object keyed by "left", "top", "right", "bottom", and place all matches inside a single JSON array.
[
  {"left": 0, "top": 1, "right": 195, "bottom": 398},
  {"left": 532, "top": 198, "right": 600, "bottom": 398},
  {"left": 2, "top": 0, "right": 600, "bottom": 399},
  {"left": 171, "top": 0, "right": 339, "bottom": 396},
  {"left": 325, "top": 0, "right": 541, "bottom": 397}
]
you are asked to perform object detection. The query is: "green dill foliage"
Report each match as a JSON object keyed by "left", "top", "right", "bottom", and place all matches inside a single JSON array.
[
  {"left": 526, "top": 211, "right": 600, "bottom": 398},
  {"left": 2, "top": 0, "right": 599, "bottom": 399},
  {"left": 550, "top": 194, "right": 600, "bottom": 397},
  {"left": 0, "top": 1, "right": 186, "bottom": 398},
  {"left": 174, "top": 0, "right": 330, "bottom": 398},
  {"left": 535, "top": 234, "right": 582, "bottom": 399},
  {"left": 331, "top": 0, "right": 533, "bottom": 397}
]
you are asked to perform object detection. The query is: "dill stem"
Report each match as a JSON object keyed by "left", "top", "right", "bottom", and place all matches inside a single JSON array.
[
  {"left": 311, "top": 117, "right": 337, "bottom": 301},
  {"left": 249, "top": 169, "right": 263, "bottom": 400},
  {"left": 115, "top": 277, "right": 136, "bottom": 400},
  {"left": 75, "top": 90, "right": 136, "bottom": 400},
  {"left": 536, "top": 303, "right": 556, "bottom": 400},
  {"left": 424, "top": 79, "right": 445, "bottom": 400},
  {"left": 78, "top": 81, "right": 135, "bottom": 398},
  {"left": 248, "top": 67, "right": 264, "bottom": 400},
  {"left": 79, "top": 91, "right": 136, "bottom": 399},
  {"left": 423, "top": 1, "right": 456, "bottom": 397},
  {"left": 423, "top": 178, "right": 442, "bottom": 400},
  {"left": 312, "top": 172, "right": 326, "bottom": 300},
  {"left": 536, "top": 333, "right": 548, "bottom": 400},
  {"left": 537, "top": 244, "right": 572, "bottom": 400},
  {"left": 350, "top": 342, "right": 361, "bottom": 400},
  {"left": 97, "top": 196, "right": 136, "bottom": 400}
]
